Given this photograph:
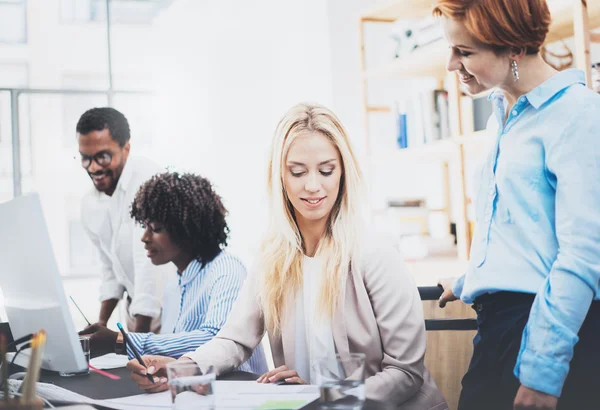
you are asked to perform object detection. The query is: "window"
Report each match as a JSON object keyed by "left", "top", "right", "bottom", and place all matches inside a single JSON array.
[
  {"left": 0, "top": 0, "right": 27, "bottom": 44},
  {"left": 61, "top": 0, "right": 174, "bottom": 24}
]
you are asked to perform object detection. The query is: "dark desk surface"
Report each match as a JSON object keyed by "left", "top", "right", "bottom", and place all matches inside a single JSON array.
[{"left": 39, "top": 367, "right": 385, "bottom": 409}]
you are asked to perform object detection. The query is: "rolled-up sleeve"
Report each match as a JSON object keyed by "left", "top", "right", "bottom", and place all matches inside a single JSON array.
[
  {"left": 452, "top": 274, "right": 466, "bottom": 299},
  {"left": 515, "top": 108, "right": 600, "bottom": 397}
]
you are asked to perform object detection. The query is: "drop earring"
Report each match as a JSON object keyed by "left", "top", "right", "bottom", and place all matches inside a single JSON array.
[{"left": 511, "top": 60, "right": 520, "bottom": 82}]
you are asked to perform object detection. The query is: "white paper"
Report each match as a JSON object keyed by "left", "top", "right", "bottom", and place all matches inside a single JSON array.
[
  {"left": 214, "top": 380, "right": 318, "bottom": 395},
  {"left": 89, "top": 353, "right": 129, "bottom": 369},
  {"left": 18, "top": 379, "right": 319, "bottom": 410},
  {"left": 95, "top": 391, "right": 172, "bottom": 409}
]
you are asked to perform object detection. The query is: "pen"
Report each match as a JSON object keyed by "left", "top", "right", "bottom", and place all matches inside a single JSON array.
[
  {"left": 116, "top": 322, "right": 154, "bottom": 384},
  {"left": 69, "top": 296, "right": 91, "bottom": 326}
]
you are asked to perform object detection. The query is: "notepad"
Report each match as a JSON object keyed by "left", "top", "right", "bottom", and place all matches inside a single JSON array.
[{"left": 89, "top": 353, "right": 129, "bottom": 370}]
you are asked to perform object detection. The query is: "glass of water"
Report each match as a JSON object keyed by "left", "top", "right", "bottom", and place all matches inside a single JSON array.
[
  {"left": 314, "top": 353, "right": 366, "bottom": 410},
  {"left": 166, "top": 361, "right": 216, "bottom": 410},
  {"left": 59, "top": 336, "right": 91, "bottom": 376}
]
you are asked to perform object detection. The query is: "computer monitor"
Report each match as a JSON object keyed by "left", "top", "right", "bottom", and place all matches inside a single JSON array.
[{"left": 0, "top": 193, "right": 87, "bottom": 373}]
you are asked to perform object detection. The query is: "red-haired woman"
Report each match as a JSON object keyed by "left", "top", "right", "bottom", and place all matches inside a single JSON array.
[{"left": 435, "top": 1, "right": 600, "bottom": 409}]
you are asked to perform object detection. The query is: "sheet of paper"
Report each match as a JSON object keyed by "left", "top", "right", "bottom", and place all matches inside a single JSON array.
[
  {"left": 94, "top": 391, "right": 172, "bottom": 409},
  {"left": 214, "top": 380, "right": 318, "bottom": 395},
  {"left": 9, "top": 379, "right": 319, "bottom": 410},
  {"left": 96, "top": 382, "right": 320, "bottom": 410},
  {"left": 214, "top": 381, "right": 319, "bottom": 409},
  {"left": 89, "top": 353, "right": 129, "bottom": 369}
]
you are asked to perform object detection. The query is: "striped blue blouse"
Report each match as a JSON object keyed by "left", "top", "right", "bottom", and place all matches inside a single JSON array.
[
  {"left": 453, "top": 69, "right": 600, "bottom": 397},
  {"left": 127, "top": 251, "right": 268, "bottom": 375}
]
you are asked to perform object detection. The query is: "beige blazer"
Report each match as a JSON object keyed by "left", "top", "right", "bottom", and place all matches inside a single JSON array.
[{"left": 185, "top": 231, "right": 448, "bottom": 409}]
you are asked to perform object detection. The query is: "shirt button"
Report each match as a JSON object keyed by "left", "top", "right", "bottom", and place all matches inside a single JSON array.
[
  {"left": 519, "top": 97, "right": 526, "bottom": 103},
  {"left": 512, "top": 109, "right": 518, "bottom": 116}
]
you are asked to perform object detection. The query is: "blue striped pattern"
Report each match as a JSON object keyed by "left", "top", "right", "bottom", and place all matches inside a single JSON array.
[{"left": 127, "top": 251, "right": 268, "bottom": 374}]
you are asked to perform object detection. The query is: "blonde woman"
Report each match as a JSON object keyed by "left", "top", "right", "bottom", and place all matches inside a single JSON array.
[{"left": 127, "top": 103, "right": 447, "bottom": 409}]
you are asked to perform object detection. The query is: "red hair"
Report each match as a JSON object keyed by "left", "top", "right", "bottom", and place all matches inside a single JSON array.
[{"left": 433, "top": 0, "right": 551, "bottom": 54}]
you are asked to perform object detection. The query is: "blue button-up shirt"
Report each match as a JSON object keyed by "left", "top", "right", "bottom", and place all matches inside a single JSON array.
[
  {"left": 453, "top": 69, "right": 600, "bottom": 397},
  {"left": 128, "top": 251, "right": 268, "bottom": 375}
]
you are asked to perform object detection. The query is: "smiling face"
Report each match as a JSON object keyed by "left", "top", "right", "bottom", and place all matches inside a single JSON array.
[
  {"left": 283, "top": 132, "right": 342, "bottom": 231},
  {"left": 78, "top": 128, "right": 130, "bottom": 196},
  {"left": 442, "top": 17, "right": 513, "bottom": 95}
]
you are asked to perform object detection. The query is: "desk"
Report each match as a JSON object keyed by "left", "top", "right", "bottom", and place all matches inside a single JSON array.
[{"left": 39, "top": 368, "right": 386, "bottom": 409}]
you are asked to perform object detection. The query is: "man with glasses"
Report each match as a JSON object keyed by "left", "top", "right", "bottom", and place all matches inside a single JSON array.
[{"left": 77, "top": 107, "right": 166, "bottom": 333}]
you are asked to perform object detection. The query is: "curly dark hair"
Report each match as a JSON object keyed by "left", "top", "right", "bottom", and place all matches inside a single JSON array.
[
  {"left": 130, "top": 172, "right": 229, "bottom": 265},
  {"left": 76, "top": 107, "right": 131, "bottom": 146}
]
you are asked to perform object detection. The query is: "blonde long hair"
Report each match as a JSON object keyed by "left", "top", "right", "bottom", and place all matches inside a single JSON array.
[{"left": 258, "top": 103, "right": 365, "bottom": 335}]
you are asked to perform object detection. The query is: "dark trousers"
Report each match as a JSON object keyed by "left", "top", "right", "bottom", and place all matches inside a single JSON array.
[{"left": 457, "top": 292, "right": 600, "bottom": 410}]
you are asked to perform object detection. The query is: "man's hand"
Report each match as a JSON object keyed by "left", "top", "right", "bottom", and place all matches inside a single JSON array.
[
  {"left": 437, "top": 277, "right": 459, "bottom": 308},
  {"left": 79, "top": 323, "right": 118, "bottom": 355},
  {"left": 127, "top": 355, "right": 178, "bottom": 393},
  {"left": 256, "top": 365, "right": 307, "bottom": 385},
  {"left": 514, "top": 385, "right": 558, "bottom": 410}
]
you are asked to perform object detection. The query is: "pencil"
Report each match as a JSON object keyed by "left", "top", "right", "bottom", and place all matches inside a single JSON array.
[
  {"left": 1, "top": 334, "right": 8, "bottom": 402},
  {"left": 116, "top": 323, "right": 154, "bottom": 384},
  {"left": 20, "top": 330, "right": 46, "bottom": 404},
  {"left": 69, "top": 296, "right": 91, "bottom": 327}
]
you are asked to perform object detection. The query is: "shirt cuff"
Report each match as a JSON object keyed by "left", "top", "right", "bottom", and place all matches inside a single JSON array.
[
  {"left": 452, "top": 275, "right": 465, "bottom": 299},
  {"left": 99, "top": 282, "right": 125, "bottom": 302},
  {"left": 128, "top": 294, "right": 162, "bottom": 318},
  {"left": 514, "top": 347, "right": 568, "bottom": 397},
  {"left": 126, "top": 332, "right": 149, "bottom": 360}
]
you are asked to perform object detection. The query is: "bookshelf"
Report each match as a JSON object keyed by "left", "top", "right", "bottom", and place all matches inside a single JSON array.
[{"left": 360, "top": 0, "right": 600, "bottom": 263}]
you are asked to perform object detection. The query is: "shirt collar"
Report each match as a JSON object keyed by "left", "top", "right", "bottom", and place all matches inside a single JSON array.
[
  {"left": 179, "top": 258, "right": 204, "bottom": 287},
  {"left": 115, "top": 156, "right": 135, "bottom": 194},
  {"left": 487, "top": 68, "right": 585, "bottom": 109}
]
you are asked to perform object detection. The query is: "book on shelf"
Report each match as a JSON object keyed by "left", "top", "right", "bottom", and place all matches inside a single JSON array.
[{"left": 394, "top": 89, "right": 450, "bottom": 149}]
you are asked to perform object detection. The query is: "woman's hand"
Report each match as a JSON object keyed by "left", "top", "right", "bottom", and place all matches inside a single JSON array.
[
  {"left": 513, "top": 385, "right": 558, "bottom": 410},
  {"left": 126, "top": 355, "right": 178, "bottom": 393},
  {"left": 256, "top": 365, "right": 307, "bottom": 385},
  {"left": 437, "top": 277, "right": 459, "bottom": 308}
]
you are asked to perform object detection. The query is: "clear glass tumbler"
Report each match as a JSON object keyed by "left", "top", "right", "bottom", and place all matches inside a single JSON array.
[
  {"left": 166, "top": 361, "right": 215, "bottom": 410},
  {"left": 314, "top": 353, "right": 366, "bottom": 410},
  {"left": 59, "top": 335, "right": 90, "bottom": 377}
]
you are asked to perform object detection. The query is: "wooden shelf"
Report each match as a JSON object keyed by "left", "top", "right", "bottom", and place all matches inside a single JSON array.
[
  {"left": 364, "top": 39, "right": 447, "bottom": 80},
  {"left": 377, "top": 139, "right": 458, "bottom": 163},
  {"left": 362, "top": 0, "right": 434, "bottom": 22},
  {"left": 362, "top": 0, "right": 600, "bottom": 42},
  {"left": 366, "top": 105, "right": 392, "bottom": 113},
  {"left": 547, "top": 0, "right": 600, "bottom": 43},
  {"left": 361, "top": 0, "right": 600, "bottom": 81}
]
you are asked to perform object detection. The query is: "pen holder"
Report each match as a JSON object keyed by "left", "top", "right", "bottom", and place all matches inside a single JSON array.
[{"left": 0, "top": 397, "right": 44, "bottom": 410}]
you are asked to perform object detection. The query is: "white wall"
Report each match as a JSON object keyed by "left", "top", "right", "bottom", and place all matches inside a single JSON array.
[
  {"left": 151, "top": 0, "right": 334, "bottom": 267},
  {"left": 0, "top": 0, "right": 334, "bottom": 334}
]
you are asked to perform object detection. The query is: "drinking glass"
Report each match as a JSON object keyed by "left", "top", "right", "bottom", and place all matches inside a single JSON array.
[
  {"left": 314, "top": 353, "right": 366, "bottom": 410},
  {"left": 166, "top": 361, "right": 215, "bottom": 410}
]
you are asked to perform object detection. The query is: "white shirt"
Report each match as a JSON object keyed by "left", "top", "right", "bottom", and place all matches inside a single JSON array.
[
  {"left": 81, "top": 156, "right": 167, "bottom": 318},
  {"left": 295, "top": 255, "right": 338, "bottom": 384}
]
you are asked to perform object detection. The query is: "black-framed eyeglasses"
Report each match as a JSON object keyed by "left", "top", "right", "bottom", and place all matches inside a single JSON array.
[{"left": 79, "top": 151, "right": 113, "bottom": 169}]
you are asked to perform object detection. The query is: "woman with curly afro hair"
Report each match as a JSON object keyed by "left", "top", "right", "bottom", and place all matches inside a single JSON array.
[
  {"left": 81, "top": 172, "right": 268, "bottom": 376},
  {"left": 131, "top": 172, "right": 229, "bottom": 268}
]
